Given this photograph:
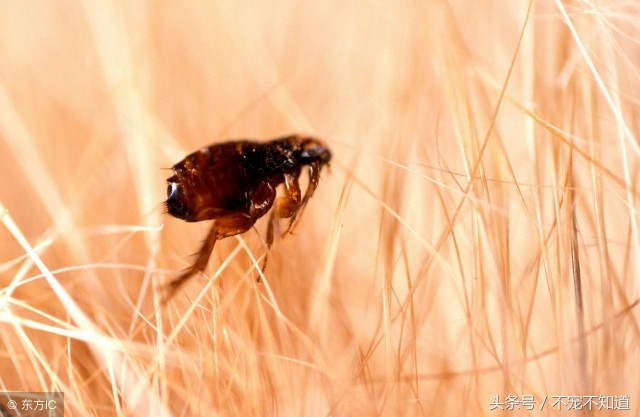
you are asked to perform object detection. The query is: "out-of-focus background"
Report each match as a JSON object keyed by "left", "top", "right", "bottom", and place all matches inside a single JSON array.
[{"left": 1, "top": 1, "right": 639, "bottom": 416}]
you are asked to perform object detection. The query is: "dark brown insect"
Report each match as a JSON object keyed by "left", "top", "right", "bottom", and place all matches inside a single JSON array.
[{"left": 165, "top": 134, "right": 332, "bottom": 297}]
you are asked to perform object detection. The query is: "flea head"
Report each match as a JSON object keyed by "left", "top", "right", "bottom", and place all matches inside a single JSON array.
[{"left": 296, "top": 138, "right": 332, "bottom": 165}]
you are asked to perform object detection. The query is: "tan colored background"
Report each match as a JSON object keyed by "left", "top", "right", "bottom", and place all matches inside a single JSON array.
[{"left": 0, "top": 1, "right": 639, "bottom": 416}]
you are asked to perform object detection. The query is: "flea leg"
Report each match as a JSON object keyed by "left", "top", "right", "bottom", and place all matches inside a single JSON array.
[
  {"left": 284, "top": 161, "right": 320, "bottom": 235},
  {"left": 166, "top": 213, "right": 256, "bottom": 300},
  {"left": 262, "top": 173, "right": 302, "bottom": 271}
]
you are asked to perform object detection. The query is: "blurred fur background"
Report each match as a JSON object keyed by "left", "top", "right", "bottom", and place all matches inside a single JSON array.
[{"left": 1, "top": 1, "right": 639, "bottom": 416}]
